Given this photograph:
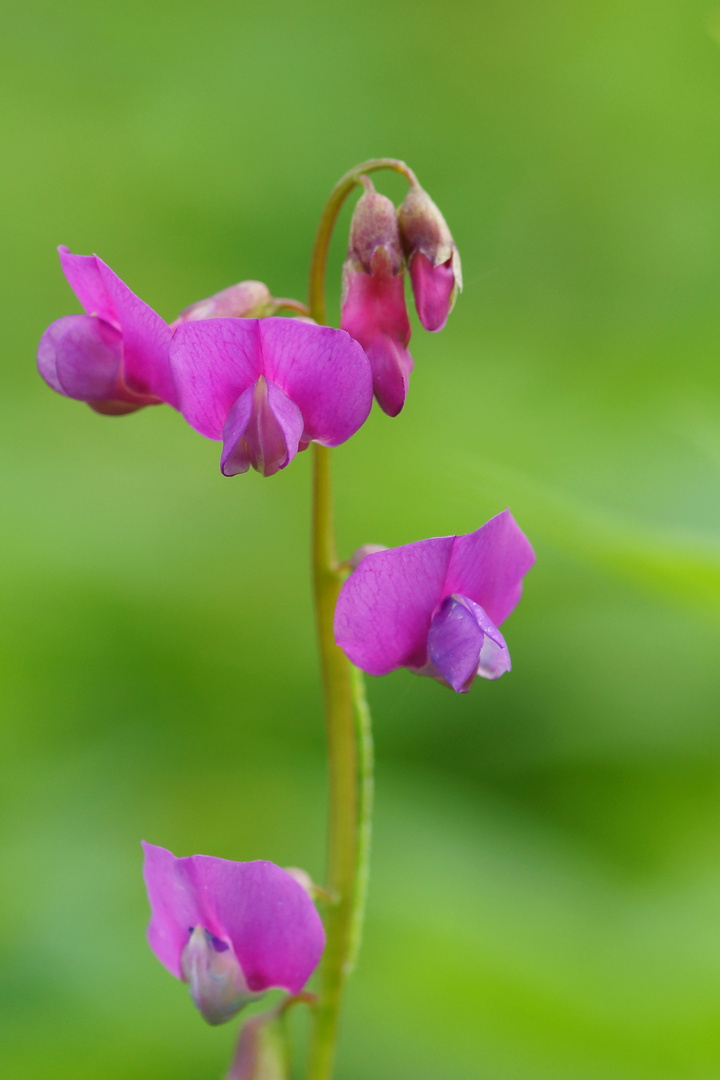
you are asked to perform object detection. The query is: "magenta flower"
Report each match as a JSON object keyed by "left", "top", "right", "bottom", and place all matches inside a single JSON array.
[
  {"left": 169, "top": 317, "right": 372, "bottom": 477},
  {"left": 334, "top": 510, "right": 535, "bottom": 693},
  {"left": 398, "top": 185, "right": 462, "bottom": 333},
  {"left": 37, "top": 247, "right": 177, "bottom": 415},
  {"left": 142, "top": 842, "right": 325, "bottom": 1025},
  {"left": 340, "top": 177, "right": 413, "bottom": 417}
]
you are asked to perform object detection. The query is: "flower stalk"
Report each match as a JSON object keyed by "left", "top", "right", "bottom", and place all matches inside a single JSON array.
[{"left": 307, "top": 161, "right": 414, "bottom": 1080}]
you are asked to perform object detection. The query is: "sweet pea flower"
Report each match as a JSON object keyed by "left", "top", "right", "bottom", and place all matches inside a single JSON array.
[
  {"left": 37, "top": 246, "right": 177, "bottom": 415},
  {"left": 169, "top": 317, "right": 372, "bottom": 477},
  {"left": 142, "top": 842, "right": 325, "bottom": 1025},
  {"left": 397, "top": 184, "right": 462, "bottom": 332},
  {"left": 340, "top": 177, "right": 413, "bottom": 417},
  {"left": 334, "top": 510, "right": 534, "bottom": 693}
]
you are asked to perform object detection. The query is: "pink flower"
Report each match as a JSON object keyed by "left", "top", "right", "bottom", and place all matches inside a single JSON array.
[
  {"left": 142, "top": 842, "right": 325, "bottom": 1025},
  {"left": 37, "top": 247, "right": 177, "bottom": 415},
  {"left": 397, "top": 185, "right": 462, "bottom": 332},
  {"left": 334, "top": 510, "right": 535, "bottom": 693},
  {"left": 340, "top": 177, "right": 413, "bottom": 417},
  {"left": 169, "top": 317, "right": 372, "bottom": 477}
]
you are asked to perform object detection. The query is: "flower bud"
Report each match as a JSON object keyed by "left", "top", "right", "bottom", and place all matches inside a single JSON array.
[
  {"left": 227, "top": 1011, "right": 289, "bottom": 1080},
  {"left": 346, "top": 176, "right": 404, "bottom": 276},
  {"left": 340, "top": 177, "right": 413, "bottom": 417},
  {"left": 397, "top": 185, "right": 462, "bottom": 332},
  {"left": 282, "top": 867, "right": 314, "bottom": 895},
  {"left": 174, "top": 281, "right": 275, "bottom": 325},
  {"left": 349, "top": 543, "right": 388, "bottom": 571}
]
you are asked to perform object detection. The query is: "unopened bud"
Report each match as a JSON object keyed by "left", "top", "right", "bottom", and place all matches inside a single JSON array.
[
  {"left": 397, "top": 185, "right": 462, "bottom": 332},
  {"left": 340, "top": 178, "right": 412, "bottom": 416},
  {"left": 283, "top": 867, "right": 314, "bottom": 894},
  {"left": 227, "top": 1011, "right": 289, "bottom": 1080},
  {"left": 174, "top": 281, "right": 275, "bottom": 325},
  {"left": 346, "top": 176, "right": 404, "bottom": 277},
  {"left": 349, "top": 544, "right": 388, "bottom": 570}
]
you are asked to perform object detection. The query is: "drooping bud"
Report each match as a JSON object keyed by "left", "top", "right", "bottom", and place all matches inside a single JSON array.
[
  {"left": 181, "top": 926, "right": 259, "bottom": 1025},
  {"left": 346, "top": 177, "right": 404, "bottom": 276},
  {"left": 221, "top": 375, "right": 305, "bottom": 478},
  {"left": 173, "top": 281, "right": 275, "bottom": 326},
  {"left": 397, "top": 184, "right": 462, "bottom": 332},
  {"left": 340, "top": 177, "right": 413, "bottom": 417},
  {"left": 227, "top": 1011, "right": 289, "bottom": 1080}
]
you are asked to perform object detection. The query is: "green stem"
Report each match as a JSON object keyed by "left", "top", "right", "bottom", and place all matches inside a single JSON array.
[
  {"left": 307, "top": 157, "right": 418, "bottom": 325},
  {"left": 306, "top": 160, "right": 414, "bottom": 1080},
  {"left": 308, "top": 442, "right": 358, "bottom": 1080}
]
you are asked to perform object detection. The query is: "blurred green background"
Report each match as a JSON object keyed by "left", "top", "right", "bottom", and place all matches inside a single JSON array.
[{"left": 3, "top": 0, "right": 720, "bottom": 1076}]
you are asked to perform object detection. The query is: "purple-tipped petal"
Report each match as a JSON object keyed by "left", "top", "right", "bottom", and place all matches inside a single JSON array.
[
  {"left": 181, "top": 926, "right": 257, "bottom": 1025},
  {"left": 142, "top": 842, "right": 325, "bottom": 996},
  {"left": 58, "top": 246, "right": 116, "bottom": 325},
  {"left": 170, "top": 320, "right": 263, "bottom": 439},
  {"left": 334, "top": 537, "right": 453, "bottom": 674},
  {"left": 409, "top": 252, "right": 456, "bottom": 332},
  {"left": 37, "top": 314, "right": 122, "bottom": 400},
  {"left": 258, "top": 319, "right": 372, "bottom": 445},
  {"left": 444, "top": 509, "right": 536, "bottom": 626},
  {"left": 221, "top": 376, "right": 304, "bottom": 477},
  {"left": 427, "top": 593, "right": 509, "bottom": 692},
  {"left": 341, "top": 269, "right": 412, "bottom": 417},
  {"left": 95, "top": 258, "right": 176, "bottom": 407}
]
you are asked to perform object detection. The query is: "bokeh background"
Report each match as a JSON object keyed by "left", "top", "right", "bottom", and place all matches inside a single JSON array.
[{"left": 3, "top": 1, "right": 720, "bottom": 1076}]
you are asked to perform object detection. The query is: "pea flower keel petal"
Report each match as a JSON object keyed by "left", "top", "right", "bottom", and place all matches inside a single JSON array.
[{"left": 426, "top": 594, "right": 510, "bottom": 692}]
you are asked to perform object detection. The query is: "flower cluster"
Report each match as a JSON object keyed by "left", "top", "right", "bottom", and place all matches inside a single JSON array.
[{"left": 37, "top": 162, "right": 533, "bottom": 1078}]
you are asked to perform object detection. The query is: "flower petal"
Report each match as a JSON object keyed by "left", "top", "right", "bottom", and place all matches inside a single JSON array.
[
  {"left": 143, "top": 841, "right": 206, "bottom": 979},
  {"left": 142, "top": 843, "right": 325, "bottom": 995},
  {"left": 259, "top": 318, "right": 373, "bottom": 445},
  {"left": 340, "top": 270, "right": 412, "bottom": 416},
  {"left": 94, "top": 257, "right": 176, "bottom": 407},
  {"left": 444, "top": 509, "right": 536, "bottom": 626},
  {"left": 409, "top": 252, "right": 456, "bottom": 332},
  {"left": 170, "top": 319, "right": 263, "bottom": 439},
  {"left": 58, "top": 246, "right": 116, "bottom": 325},
  {"left": 221, "top": 376, "right": 304, "bottom": 477},
  {"left": 334, "top": 536, "right": 453, "bottom": 674},
  {"left": 427, "top": 593, "right": 509, "bottom": 692},
  {"left": 37, "top": 314, "right": 122, "bottom": 400}
]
